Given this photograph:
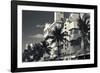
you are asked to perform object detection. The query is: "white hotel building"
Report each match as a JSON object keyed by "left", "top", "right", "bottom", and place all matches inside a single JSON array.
[{"left": 43, "top": 12, "right": 82, "bottom": 59}]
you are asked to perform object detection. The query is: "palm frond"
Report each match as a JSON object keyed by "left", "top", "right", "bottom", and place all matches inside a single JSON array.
[{"left": 45, "top": 36, "right": 54, "bottom": 41}]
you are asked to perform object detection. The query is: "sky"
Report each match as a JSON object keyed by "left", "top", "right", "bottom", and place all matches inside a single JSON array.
[
  {"left": 22, "top": 10, "right": 70, "bottom": 51},
  {"left": 22, "top": 10, "right": 54, "bottom": 50}
]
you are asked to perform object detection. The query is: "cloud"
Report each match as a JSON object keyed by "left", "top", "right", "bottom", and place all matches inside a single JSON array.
[
  {"left": 36, "top": 24, "right": 44, "bottom": 28},
  {"left": 29, "top": 34, "right": 44, "bottom": 39}
]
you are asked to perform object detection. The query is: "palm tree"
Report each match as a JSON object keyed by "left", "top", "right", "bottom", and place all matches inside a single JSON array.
[
  {"left": 22, "top": 41, "right": 51, "bottom": 62},
  {"left": 41, "top": 41, "right": 50, "bottom": 54},
  {"left": 40, "top": 41, "right": 50, "bottom": 61},
  {"left": 45, "top": 23, "right": 65, "bottom": 60},
  {"left": 22, "top": 48, "right": 29, "bottom": 62},
  {"left": 22, "top": 44, "right": 34, "bottom": 62},
  {"left": 78, "top": 13, "right": 90, "bottom": 55}
]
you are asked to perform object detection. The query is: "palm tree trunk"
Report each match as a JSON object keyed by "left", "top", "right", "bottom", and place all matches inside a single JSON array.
[
  {"left": 81, "top": 35, "right": 86, "bottom": 57},
  {"left": 57, "top": 40, "right": 60, "bottom": 60}
]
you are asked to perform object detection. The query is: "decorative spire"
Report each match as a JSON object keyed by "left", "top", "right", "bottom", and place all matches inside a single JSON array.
[{"left": 54, "top": 12, "right": 64, "bottom": 23}]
